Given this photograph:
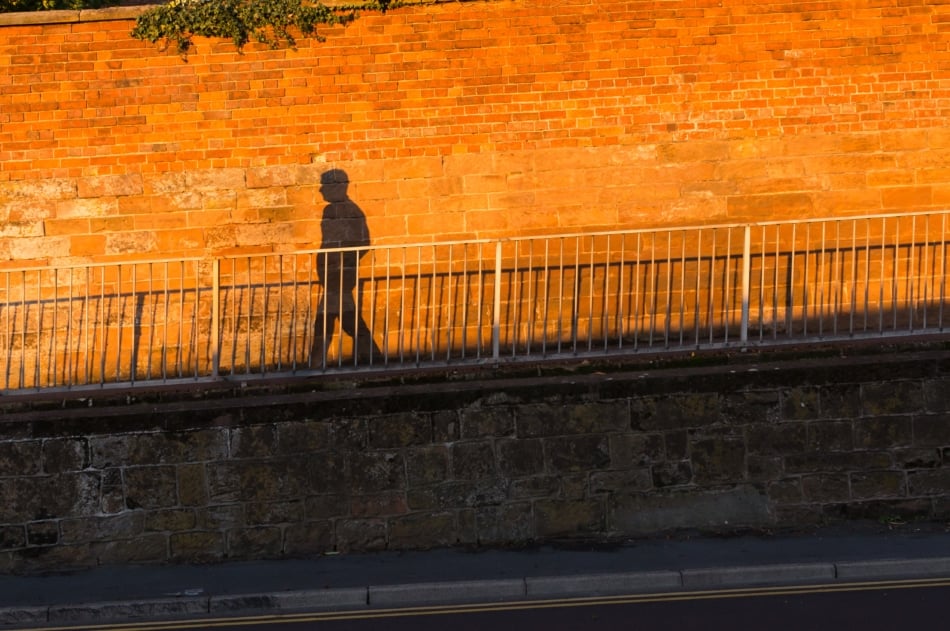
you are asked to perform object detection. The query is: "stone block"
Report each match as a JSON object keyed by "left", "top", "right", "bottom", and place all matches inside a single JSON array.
[
  {"left": 145, "top": 509, "right": 197, "bottom": 532},
  {"left": 328, "top": 419, "right": 368, "bottom": 450},
  {"left": 42, "top": 438, "right": 88, "bottom": 473},
  {"left": 335, "top": 519, "right": 386, "bottom": 553},
  {"left": 849, "top": 471, "right": 906, "bottom": 500},
  {"left": 369, "top": 413, "right": 432, "bottom": 448},
  {"left": 93, "top": 535, "right": 169, "bottom": 565},
  {"left": 781, "top": 388, "right": 820, "bottom": 420},
  {"left": 651, "top": 461, "right": 693, "bottom": 488},
  {"left": 721, "top": 390, "right": 781, "bottom": 424},
  {"left": 801, "top": 473, "right": 850, "bottom": 502},
  {"left": 923, "top": 378, "right": 950, "bottom": 413},
  {"left": 854, "top": 416, "right": 913, "bottom": 449},
  {"left": 78, "top": 174, "right": 143, "bottom": 198},
  {"left": 170, "top": 531, "right": 226, "bottom": 562},
  {"left": 819, "top": 384, "right": 862, "bottom": 419},
  {"left": 229, "top": 424, "right": 278, "bottom": 458},
  {"left": 349, "top": 492, "right": 408, "bottom": 518},
  {"left": 746, "top": 423, "right": 806, "bottom": 456},
  {"left": 767, "top": 479, "right": 802, "bottom": 504},
  {"left": 609, "top": 433, "right": 665, "bottom": 468},
  {"left": 125, "top": 466, "right": 178, "bottom": 510},
  {"left": 496, "top": 438, "right": 544, "bottom": 477},
  {"left": 784, "top": 451, "right": 893, "bottom": 474},
  {"left": 432, "top": 410, "right": 460, "bottom": 442},
  {"left": 196, "top": 505, "right": 245, "bottom": 531},
  {"left": 534, "top": 499, "right": 605, "bottom": 537},
  {"left": 347, "top": 451, "right": 405, "bottom": 494},
  {"left": 609, "top": 486, "right": 772, "bottom": 534},
  {"left": 516, "top": 402, "right": 630, "bottom": 437},
  {"left": 388, "top": 511, "right": 457, "bottom": 548},
  {"left": 509, "top": 475, "right": 560, "bottom": 499},
  {"left": 0, "top": 440, "right": 42, "bottom": 476},
  {"left": 460, "top": 407, "right": 515, "bottom": 439},
  {"left": 452, "top": 441, "right": 496, "bottom": 479},
  {"left": 806, "top": 420, "right": 853, "bottom": 452},
  {"left": 894, "top": 448, "right": 940, "bottom": 469},
  {"left": 407, "top": 479, "right": 507, "bottom": 510},
  {"left": 276, "top": 421, "right": 331, "bottom": 454},
  {"left": 475, "top": 503, "right": 534, "bottom": 543},
  {"left": 861, "top": 382, "right": 924, "bottom": 416},
  {"left": 309, "top": 453, "right": 347, "bottom": 495},
  {"left": 228, "top": 527, "right": 283, "bottom": 558},
  {"left": 406, "top": 446, "right": 450, "bottom": 486},
  {"left": 664, "top": 430, "right": 689, "bottom": 460},
  {"left": 590, "top": 469, "right": 653, "bottom": 494},
  {"left": 907, "top": 470, "right": 950, "bottom": 496},
  {"left": 0, "top": 526, "right": 25, "bottom": 550},
  {"left": 544, "top": 434, "right": 610, "bottom": 473},
  {"left": 690, "top": 437, "right": 746, "bottom": 484},
  {"left": 26, "top": 521, "right": 59, "bottom": 546},
  {"left": 177, "top": 464, "right": 208, "bottom": 507},
  {"left": 913, "top": 414, "right": 950, "bottom": 447},
  {"left": 245, "top": 501, "right": 303, "bottom": 525},
  {"left": 634, "top": 394, "right": 720, "bottom": 431}
]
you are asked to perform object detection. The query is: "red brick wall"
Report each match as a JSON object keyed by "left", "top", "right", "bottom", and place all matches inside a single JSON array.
[{"left": 2, "top": 0, "right": 950, "bottom": 265}]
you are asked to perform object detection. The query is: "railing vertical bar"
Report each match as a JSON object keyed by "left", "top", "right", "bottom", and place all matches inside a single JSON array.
[
  {"left": 863, "top": 220, "right": 871, "bottom": 332},
  {"left": 446, "top": 245, "right": 455, "bottom": 363},
  {"left": 604, "top": 235, "right": 613, "bottom": 352},
  {"left": 512, "top": 241, "right": 521, "bottom": 357},
  {"left": 707, "top": 229, "right": 716, "bottom": 345},
  {"left": 541, "top": 240, "right": 551, "bottom": 357},
  {"left": 817, "top": 222, "right": 826, "bottom": 339},
  {"left": 695, "top": 230, "right": 703, "bottom": 347},
  {"left": 878, "top": 217, "right": 887, "bottom": 334},
  {"left": 416, "top": 246, "right": 424, "bottom": 366},
  {"left": 663, "top": 231, "right": 672, "bottom": 349},
  {"left": 290, "top": 255, "right": 298, "bottom": 372},
  {"left": 772, "top": 226, "right": 779, "bottom": 341},
  {"left": 740, "top": 224, "right": 751, "bottom": 345},
  {"left": 724, "top": 228, "right": 733, "bottom": 345},
  {"left": 757, "top": 226, "right": 766, "bottom": 342},
  {"left": 788, "top": 224, "right": 796, "bottom": 340},
  {"left": 430, "top": 245, "right": 438, "bottom": 363},
  {"left": 493, "top": 241, "right": 502, "bottom": 361},
  {"left": 617, "top": 235, "right": 627, "bottom": 351},
  {"left": 908, "top": 216, "right": 916, "bottom": 332},
  {"left": 384, "top": 248, "right": 393, "bottom": 366},
  {"left": 940, "top": 213, "right": 947, "bottom": 330},
  {"left": 648, "top": 231, "right": 657, "bottom": 348},
  {"left": 557, "top": 238, "right": 565, "bottom": 355},
  {"left": 572, "top": 236, "right": 581, "bottom": 354},
  {"left": 527, "top": 240, "right": 536, "bottom": 356},
  {"left": 276, "top": 255, "right": 283, "bottom": 372},
  {"left": 921, "top": 215, "right": 929, "bottom": 331},
  {"left": 586, "top": 236, "right": 594, "bottom": 352},
  {"left": 891, "top": 218, "right": 900, "bottom": 331},
  {"left": 849, "top": 220, "right": 858, "bottom": 337}
]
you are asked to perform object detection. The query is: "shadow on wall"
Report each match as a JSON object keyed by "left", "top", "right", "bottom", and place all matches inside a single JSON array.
[{"left": 310, "top": 169, "right": 382, "bottom": 367}]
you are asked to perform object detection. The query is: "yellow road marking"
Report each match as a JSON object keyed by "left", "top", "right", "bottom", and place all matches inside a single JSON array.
[{"left": 18, "top": 576, "right": 950, "bottom": 631}]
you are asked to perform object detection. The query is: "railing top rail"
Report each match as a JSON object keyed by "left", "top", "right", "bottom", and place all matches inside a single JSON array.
[{"left": 1, "top": 209, "right": 947, "bottom": 275}]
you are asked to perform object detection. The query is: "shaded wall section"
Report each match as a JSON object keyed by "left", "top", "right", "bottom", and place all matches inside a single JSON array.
[
  {"left": 3, "top": 1, "right": 950, "bottom": 264},
  {"left": 0, "top": 351, "right": 949, "bottom": 572}
]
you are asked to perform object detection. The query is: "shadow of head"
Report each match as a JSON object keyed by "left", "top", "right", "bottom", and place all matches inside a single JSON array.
[{"left": 320, "top": 169, "right": 350, "bottom": 203}]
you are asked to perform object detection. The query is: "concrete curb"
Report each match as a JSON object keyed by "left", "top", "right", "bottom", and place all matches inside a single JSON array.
[
  {"left": 4, "top": 557, "right": 950, "bottom": 627},
  {"left": 526, "top": 570, "right": 681, "bottom": 598},
  {"left": 682, "top": 563, "right": 836, "bottom": 589},
  {"left": 368, "top": 579, "right": 526, "bottom": 608}
]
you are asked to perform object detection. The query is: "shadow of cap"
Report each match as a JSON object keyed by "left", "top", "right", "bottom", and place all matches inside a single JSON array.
[{"left": 321, "top": 169, "right": 349, "bottom": 185}]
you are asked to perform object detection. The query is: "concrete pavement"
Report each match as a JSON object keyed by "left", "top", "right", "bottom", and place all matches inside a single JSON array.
[{"left": 2, "top": 524, "right": 950, "bottom": 627}]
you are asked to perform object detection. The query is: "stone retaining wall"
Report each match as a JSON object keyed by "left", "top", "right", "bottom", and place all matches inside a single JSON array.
[{"left": 1, "top": 350, "right": 948, "bottom": 573}]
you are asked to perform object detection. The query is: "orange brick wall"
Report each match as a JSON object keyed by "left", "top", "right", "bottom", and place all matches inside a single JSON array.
[{"left": 3, "top": 0, "right": 950, "bottom": 266}]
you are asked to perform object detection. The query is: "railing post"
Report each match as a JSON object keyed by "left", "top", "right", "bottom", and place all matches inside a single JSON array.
[
  {"left": 740, "top": 224, "right": 751, "bottom": 345},
  {"left": 493, "top": 241, "right": 502, "bottom": 361},
  {"left": 211, "top": 258, "right": 221, "bottom": 378}
]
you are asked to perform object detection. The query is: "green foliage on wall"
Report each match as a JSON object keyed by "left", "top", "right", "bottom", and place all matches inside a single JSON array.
[
  {"left": 0, "top": 0, "right": 115, "bottom": 10},
  {"left": 130, "top": 0, "right": 396, "bottom": 54}
]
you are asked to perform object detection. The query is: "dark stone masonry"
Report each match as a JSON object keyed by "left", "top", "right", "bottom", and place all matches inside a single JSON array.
[{"left": 1, "top": 349, "right": 949, "bottom": 573}]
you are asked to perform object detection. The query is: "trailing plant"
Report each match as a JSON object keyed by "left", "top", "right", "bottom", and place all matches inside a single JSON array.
[
  {"left": 0, "top": 0, "right": 116, "bottom": 11},
  {"left": 131, "top": 0, "right": 397, "bottom": 55}
]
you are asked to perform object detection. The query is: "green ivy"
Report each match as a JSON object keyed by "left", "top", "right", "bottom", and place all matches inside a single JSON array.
[
  {"left": 131, "top": 0, "right": 397, "bottom": 55},
  {"left": 0, "top": 0, "right": 116, "bottom": 11}
]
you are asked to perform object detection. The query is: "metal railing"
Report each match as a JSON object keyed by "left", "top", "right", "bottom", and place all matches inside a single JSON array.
[{"left": 1, "top": 210, "right": 947, "bottom": 393}]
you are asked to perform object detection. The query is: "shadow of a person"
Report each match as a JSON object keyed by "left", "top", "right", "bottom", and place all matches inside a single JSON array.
[{"left": 310, "top": 169, "right": 382, "bottom": 367}]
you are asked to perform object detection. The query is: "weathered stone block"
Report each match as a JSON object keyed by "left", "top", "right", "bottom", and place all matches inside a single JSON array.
[
  {"left": 801, "top": 473, "right": 850, "bottom": 502},
  {"left": 451, "top": 441, "right": 496, "bottom": 479},
  {"left": 894, "top": 448, "right": 940, "bottom": 469},
  {"left": 861, "top": 382, "right": 924, "bottom": 416},
  {"left": 747, "top": 456, "right": 783, "bottom": 482},
  {"left": 177, "top": 464, "right": 208, "bottom": 507},
  {"left": 228, "top": 527, "right": 282, "bottom": 558},
  {"left": 907, "top": 470, "right": 950, "bottom": 496},
  {"left": 0, "top": 526, "right": 25, "bottom": 550},
  {"left": 245, "top": 501, "right": 303, "bottom": 525},
  {"left": 42, "top": 438, "right": 87, "bottom": 474},
  {"left": 721, "top": 391, "right": 781, "bottom": 424},
  {"left": 328, "top": 419, "right": 368, "bottom": 450},
  {"left": 125, "top": 466, "right": 178, "bottom": 510},
  {"left": 276, "top": 421, "right": 330, "bottom": 454},
  {"left": 590, "top": 469, "right": 652, "bottom": 494},
  {"left": 784, "top": 451, "right": 893, "bottom": 474},
  {"left": 806, "top": 420, "right": 853, "bottom": 452},
  {"left": 781, "top": 388, "right": 820, "bottom": 420},
  {"left": 309, "top": 453, "right": 347, "bottom": 495},
  {"left": 335, "top": 519, "right": 385, "bottom": 553},
  {"left": 208, "top": 459, "right": 310, "bottom": 503},
  {"left": 690, "top": 437, "right": 746, "bottom": 484},
  {"left": 544, "top": 435, "right": 610, "bottom": 473},
  {"left": 819, "top": 385, "right": 862, "bottom": 419},
  {"left": 746, "top": 423, "right": 806, "bottom": 456},
  {"left": 651, "top": 461, "right": 693, "bottom": 488},
  {"left": 0, "top": 441, "right": 42, "bottom": 477},
  {"left": 496, "top": 438, "right": 544, "bottom": 477},
  {"left": 475, "top": 503, "right": 534, "bottom": 544},
  {"left": 26, "top": 521, "right": 58, "bottom": 546},
  {"left": 509, "top": 475, "right": 560, "bottom": 499},
  {"left": 229, "top": 425, "right": 278, "bottom": 458},
  {"left": 93, "top": 535, "right": 168, "bottom": 565},
  {"left": 849, "top": 471, "right": 906, "bottom": 500},
  {"left": 665, "top": 430, "right": 689, "bottom": 460},
  {"left": 369, "top": 413, "right": 432, "bottom": 448},
  {"left": 609, "top": 433, "right": 665, "bottom": 468},
  {"left": 460, "top": 407, "right": 515, "bottom": 439},
  {"left": 388, "top": 511, "right": 457, "bottom": 548},
  {"left": 534, "top": 499, "right": 605, "bottom": 537},
  {"left": 517, "top": 402, "right": 629, "bottom": 437},
  {"left": 913, "top": 414, "right": 950, "bottom": 447},
  {"left": 170, "top": 531, "right": 226, "bottom": 562},
  {"left": 923, "top": 378, "right": 950, "bottom": 413},
  {"left": 347, "top": 451, "right": 405, "bottom": 494},
  {"left": 407, "top": 479, "right": 507, "bottom": 510},
  {"left": 196, "top": 505, "right": 244, "bottom": 531},
  {"left": 432, "top": 410, "right": 460, "bottom": 442},
  {"left": 767, "top": 479, "right": 802, "bottom": 504},
  {"left": 406, "top": 446, "right": 450, "bottom": 485},
  {"left": 854, "top": 416, "right": 913, "bottom": 449},
  {"left": 609, "top": 486, "right": 772, "bottom": 534},
  {"left": 349, "top": 492, "right": 408, "bottom": 518},
  {"left": 145, "top": 509, "right": 197, "bottom": 532},
  {"left": 634, "top": 394, "right": 720, "bottom": 430}
]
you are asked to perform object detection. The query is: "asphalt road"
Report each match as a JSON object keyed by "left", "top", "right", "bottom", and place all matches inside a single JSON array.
[{"left": 44, "top": 578, "right": 949, "bottom": 631}]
